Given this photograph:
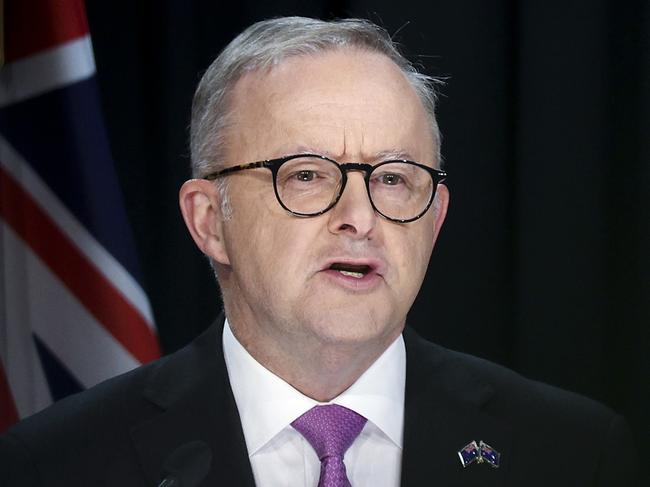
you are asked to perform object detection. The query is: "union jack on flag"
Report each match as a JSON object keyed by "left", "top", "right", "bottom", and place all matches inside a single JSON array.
[{"left": 0, "top": 0, "right": 161, "bottom": 432}]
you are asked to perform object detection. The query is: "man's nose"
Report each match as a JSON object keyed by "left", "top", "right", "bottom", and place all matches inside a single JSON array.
[{"left": 327, "top": 172, "right": 378, "bottom": 238}]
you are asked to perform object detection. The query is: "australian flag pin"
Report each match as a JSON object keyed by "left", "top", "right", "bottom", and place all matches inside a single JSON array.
[
  {"left": 479, "top": 441, "right": 501, "bottom": 468},
  {"left": 457, "top": 440, "right": 480, "bottom": 467},
  {"left": 457, "top": 440, "right": 501, "bottom": 468}
]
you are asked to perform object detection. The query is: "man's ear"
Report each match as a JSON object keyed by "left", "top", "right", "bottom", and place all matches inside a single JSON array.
[
  {"left": 179, "top": 179, "right": 230, "bottom": 265},
  {"left": 431, "top": 183, "right": 449, "bottom": 246}
]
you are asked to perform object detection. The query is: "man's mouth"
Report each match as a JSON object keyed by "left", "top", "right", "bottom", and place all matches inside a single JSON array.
[
  {"left": 319, "top": 258, "right": 385, "bottom": 290},
  {"left": 328, "top": 262, "right": 373, "bottom": 279}
]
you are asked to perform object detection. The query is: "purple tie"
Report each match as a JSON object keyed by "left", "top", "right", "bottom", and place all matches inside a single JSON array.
[{"left": 291, "top": 404, "right": 367, "bottom": 487}]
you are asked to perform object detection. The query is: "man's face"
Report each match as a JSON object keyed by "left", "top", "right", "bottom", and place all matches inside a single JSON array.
[{"left": 214, "top": 49, "right": 447, "bottom": 353}]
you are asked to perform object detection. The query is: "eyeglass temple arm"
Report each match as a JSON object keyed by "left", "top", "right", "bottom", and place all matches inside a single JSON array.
[{"left": 203, "top": 160, "right": 270, "bottom": 180}]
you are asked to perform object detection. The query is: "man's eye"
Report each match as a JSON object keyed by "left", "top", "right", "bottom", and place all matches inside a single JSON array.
[
  {"left": 295, "top": 170, "right": 316, "bottom": 182},
  {"left": 379, "top": 173, "right": 403, "bottom": 185}
]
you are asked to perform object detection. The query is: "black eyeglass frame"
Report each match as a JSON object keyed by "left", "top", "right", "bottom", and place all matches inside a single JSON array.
[{"left": 203, "top": 153, "right": 448, "bottom": 223}]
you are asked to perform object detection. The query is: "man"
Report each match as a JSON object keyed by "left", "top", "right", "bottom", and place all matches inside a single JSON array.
[{"left": 0, "top": 16, "right": 638, "bottom": 487}]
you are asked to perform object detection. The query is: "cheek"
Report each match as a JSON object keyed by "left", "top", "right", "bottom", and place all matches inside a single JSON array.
[
  {"left": 225, "top": 182, "right": 281, "bottom": 252},
  {"left": 228, "top": 211, "right": 316, "bottom": 285},
  {"left": 270, "top": 221, "right": 319, "bottom": 268},
  {"left": 389, "top": 225, "right": 434, "bottom": 285}
]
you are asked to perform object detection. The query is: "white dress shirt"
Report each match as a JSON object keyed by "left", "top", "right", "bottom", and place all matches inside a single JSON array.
[{"left": 222, "top": 319, "right": 405, "bottom": 487}]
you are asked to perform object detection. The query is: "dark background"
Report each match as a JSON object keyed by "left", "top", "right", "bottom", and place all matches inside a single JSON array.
[{"left": 85, "top": 0, "right": 649, "bottom": 475}]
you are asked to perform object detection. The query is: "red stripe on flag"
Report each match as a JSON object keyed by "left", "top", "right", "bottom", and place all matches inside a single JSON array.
[
  {"left": 4, "top": 0, "right": 90, "bottom": 63},
  {"left": 0, "top": 166, "right": 161, "bottom": 364},
  {"left": 0, "top": 361, "right": 19, "bottom": 433}
]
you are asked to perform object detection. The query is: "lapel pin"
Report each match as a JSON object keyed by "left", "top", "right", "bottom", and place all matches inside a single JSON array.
[
  {"left": 457, "top": 440, "right": 501, "bottom": 469},
  {"left": 479, "top": 440, "right": 501, "bottom": 468},
  {"left": 457, "top": 440, "right": 480, "bottom": 467}
]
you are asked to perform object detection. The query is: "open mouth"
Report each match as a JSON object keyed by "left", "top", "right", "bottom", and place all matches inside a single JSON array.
[{"left": 328, "top": 262, "right": 373, "bottom": 279}]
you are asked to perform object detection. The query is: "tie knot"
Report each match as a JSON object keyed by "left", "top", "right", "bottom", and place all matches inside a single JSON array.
[{"left": 291, "top": 404, "right": 367, "bottom": 460}]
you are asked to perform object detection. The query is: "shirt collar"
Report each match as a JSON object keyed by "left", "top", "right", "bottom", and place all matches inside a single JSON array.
[{"left": 222, "top": 318, "right": 406, "bottom": 456}]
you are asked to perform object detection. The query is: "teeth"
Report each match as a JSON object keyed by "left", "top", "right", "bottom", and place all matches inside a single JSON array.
[{"left": 340, "top": 270, "right": 364, "bottom": 279}]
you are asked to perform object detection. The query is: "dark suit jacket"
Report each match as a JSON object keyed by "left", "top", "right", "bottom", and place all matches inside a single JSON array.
[{"left": 0, "top": 316, "right": 638, "bottom": 486}]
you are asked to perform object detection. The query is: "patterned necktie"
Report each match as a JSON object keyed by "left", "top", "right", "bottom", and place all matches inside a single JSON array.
[{"left": 291, "top": 404, "right": 367, "bottom": 487}]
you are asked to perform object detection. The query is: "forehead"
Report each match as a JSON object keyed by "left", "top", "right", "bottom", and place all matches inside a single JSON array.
[{"left": 225, "top": 49, "right": 434, "bottom": 164}]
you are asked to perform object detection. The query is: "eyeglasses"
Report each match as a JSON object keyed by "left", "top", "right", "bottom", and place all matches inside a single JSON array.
[{"left": 203, "top": 154, "right": 447, "bottom": 223}]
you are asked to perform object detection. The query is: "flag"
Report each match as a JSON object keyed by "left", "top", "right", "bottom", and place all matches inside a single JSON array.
[
  {"left": 0, "top": 0, "right": 161, "bottom": 432},
  {"left": 458, "top": 440, "right": 480, "bottom": 467},
  {"left": 479, "top": 441, "right": 501, "bottom": 468}
]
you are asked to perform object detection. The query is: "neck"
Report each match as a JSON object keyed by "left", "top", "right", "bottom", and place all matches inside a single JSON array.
[{"left": 267, "top": 339, "right": 392, "bottom": 402}]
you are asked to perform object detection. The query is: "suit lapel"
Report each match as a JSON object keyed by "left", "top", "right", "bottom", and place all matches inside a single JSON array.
[
  {"left": 401, "top": 328, "right": 512, "bottom": 486},
  {"left": 129, "top": 316, "right": 255, "bottom": 486}
]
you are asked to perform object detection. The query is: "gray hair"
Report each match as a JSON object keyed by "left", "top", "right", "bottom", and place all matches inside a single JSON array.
[{"left": 190, "top": 16, "right": 443, "bottom": 192}]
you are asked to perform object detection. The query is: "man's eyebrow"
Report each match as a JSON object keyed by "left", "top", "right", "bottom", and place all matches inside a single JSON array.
[
  {"left": 372, "top": 149, "right": 417, "bottom": 161},
  {"left": 284, "top": 145, "right": 331, "bottom": 157},
  {"left": 281, "top": 146, "right": 417, "bottom": 162}
]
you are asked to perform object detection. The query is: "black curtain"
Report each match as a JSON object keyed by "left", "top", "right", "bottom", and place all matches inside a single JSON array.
[{"left": 86, "top": 0, "right": 649, "bottom": 476}]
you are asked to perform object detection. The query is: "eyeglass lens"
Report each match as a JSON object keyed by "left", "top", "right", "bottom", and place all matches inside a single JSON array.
[{"left": 275, "top": 156, "right": 434, "bottom": 220}]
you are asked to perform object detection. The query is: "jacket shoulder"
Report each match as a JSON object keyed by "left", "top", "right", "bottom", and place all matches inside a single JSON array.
[
  {"left": 0, "top": 355, "right": 166, "bottom": 485},
  {"left": 404, "top": 330, "right": 638, "bottom": 485},
  {"left": 409, "top": 331, "right": 616, "bottom": 424},
  {"left": 0, "top": 324, "right": 219, "bottom": 486}
]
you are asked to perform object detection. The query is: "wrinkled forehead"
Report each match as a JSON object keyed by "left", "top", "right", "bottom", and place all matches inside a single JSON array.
[{"left": 224, "top": 49, "right": 435, "bottom": 165}]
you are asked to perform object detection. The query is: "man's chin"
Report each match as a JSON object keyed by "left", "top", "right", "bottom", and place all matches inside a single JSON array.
[{"left": 298, "top": 308, "right": 403, "bottom": 348}]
